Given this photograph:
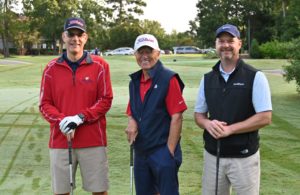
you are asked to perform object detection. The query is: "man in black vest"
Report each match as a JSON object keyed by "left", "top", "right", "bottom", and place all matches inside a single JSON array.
[
  {"left": 194, "top": 24, "right": 272, "bottom": 195},
  {"left": 125, "top": 34, "right": 187, "bottom": 195}
]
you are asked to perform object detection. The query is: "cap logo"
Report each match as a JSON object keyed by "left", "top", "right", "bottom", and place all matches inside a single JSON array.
[
  {"left": 222, "top": 26, "right": 230, "bottom": 30},
  {"left": 137, "top": 37, "right": 155, "bottom": 43},
  {"left": 69, "top": 20, "right": 84, "bottom": 27}
]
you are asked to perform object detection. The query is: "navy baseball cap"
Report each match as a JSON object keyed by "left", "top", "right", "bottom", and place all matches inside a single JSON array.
[
  {"left": 64, "top": 17, "right": 86, "bottom": 32},
  {"left": 216, "top": 24, "right": 240, "bottom": 38}
]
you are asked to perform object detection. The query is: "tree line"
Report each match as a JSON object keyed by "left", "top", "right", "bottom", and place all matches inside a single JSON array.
[
  {"left": 1, "top": 0, "right": 300, "bottom": 93},
  {"left": 0, "top": 0, "right": 197, "bottom": 56},
  {"left": 0, "top": 0, "right": 299, "bottom": 57}
]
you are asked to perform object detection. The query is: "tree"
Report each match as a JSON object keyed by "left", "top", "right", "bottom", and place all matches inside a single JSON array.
[
  {"left": 281, "top": 0, "right": 300, "bottom": 41},
  {"left": 107, "top": 21, "right": 142, "bottom": 49},
  {"left": 193, "top": 0, "right": 283, "bottom": 49},
  {"left": 284, "top": 38, "right": 300, "bottom": 94},
  {"left": 23, "top": 0, "right": 79, "bottom": 54},
  {"left": 0, "top": 0, "right": 20, "bottom": 57},
  {"left": 249, "top": 39, "right": 261, "bottom": 58},
  {"left": 105, "top": 0, "right": 146, "bottom": 25},
  {"left": 23, "top": 0, "right": 110, "bottom": 54},
  {"left": 13, "top": 16, "right": 40, "bottom": 55}
]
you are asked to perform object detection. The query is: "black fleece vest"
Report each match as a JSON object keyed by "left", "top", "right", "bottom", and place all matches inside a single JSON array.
[
  {"left": 129, "top": 61, "right": 184, "bottom": 155},
  {"left": 204, "top": 59, "right": 259, "bottom": 157}
]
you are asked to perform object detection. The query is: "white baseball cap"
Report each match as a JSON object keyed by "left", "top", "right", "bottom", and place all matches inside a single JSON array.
[{"left": 134, "top": 34, "right": 160, "bottom": 52}]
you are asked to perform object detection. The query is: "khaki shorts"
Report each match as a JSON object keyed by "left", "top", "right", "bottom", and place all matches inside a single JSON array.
[
  {"left": 50, "top": 146, "right": 109, "bottom": 194},
  {"left": 202, "top": 150, "right": 260, "bottom": 195}
]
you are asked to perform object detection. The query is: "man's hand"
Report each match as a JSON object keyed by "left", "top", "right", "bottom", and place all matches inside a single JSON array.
[
  {"left": 59, "top": 115, "right": 84, "bottom": 135},
  {"left": 125, "top": 117, "right": 138, "bottom": 144},
  {"left": 205, "top": 119, "right": 229, "bottom": 139}
]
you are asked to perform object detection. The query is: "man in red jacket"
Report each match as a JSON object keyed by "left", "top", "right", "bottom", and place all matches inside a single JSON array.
[{"left": 39, "top": 17, "right": 113, "bottom": 195}]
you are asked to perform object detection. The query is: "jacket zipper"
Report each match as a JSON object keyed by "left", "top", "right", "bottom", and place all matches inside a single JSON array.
[{"left": 72, "top": 71, "right": 76, "bottom": 86}]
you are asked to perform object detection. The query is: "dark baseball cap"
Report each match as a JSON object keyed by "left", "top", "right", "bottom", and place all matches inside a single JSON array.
[
  {"left": 64, "top": 17, "right": 86, "bottom": 32},
  {"left": 216, "top": 24, "right": 240, "bottom": 38}
]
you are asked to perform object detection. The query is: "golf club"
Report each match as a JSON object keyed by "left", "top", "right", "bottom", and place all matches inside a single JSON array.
[
  {"left": 130, "top": 144, "right": 134, "bottom": 195},
  {"left": 215, "top": 139, "right": 220, "bottom": 195},
  {"left": 67, "top": 134, "right": 74, "bottom": 195}
]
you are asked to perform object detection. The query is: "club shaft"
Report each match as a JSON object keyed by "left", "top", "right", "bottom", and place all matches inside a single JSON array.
[
  {"left": 130, "top": 145, "right": 134, "bottom": 195},
  {"left": 68, "top": 137, "right": 73, "bottom": 195},
  {"left": 215, "top": 140, "right": 220, "bottom": 195}
]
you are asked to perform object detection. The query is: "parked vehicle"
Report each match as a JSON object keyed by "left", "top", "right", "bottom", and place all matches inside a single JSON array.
[
  {"left": 104, "top": 47, "right": 134, "bottom": 56},
  {"left": 164, "top": 50, "right": 173, "bottom": 55},
  {"left": 175, "top": 46, "right": 201, "bottom": 54},
  {"left": 89, "top": 49, "right": 102, "bottom": 56}
]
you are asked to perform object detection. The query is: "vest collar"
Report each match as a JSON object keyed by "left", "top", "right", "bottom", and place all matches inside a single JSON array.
[
  {"left": 130, "top": 60, "right": 163, "bottom": 80},
  {"left": 213, "top": 58, "right": 244, "bottom": 74},
  {"left": 148, "top": 60, "right": 163, "bottom": 79}
]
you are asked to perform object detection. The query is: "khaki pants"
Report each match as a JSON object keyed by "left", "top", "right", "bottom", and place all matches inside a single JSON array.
[
  {"left": 202, "top": 150, "right": 260, "bottom": 195},
  {"left": 50, "top": 147, "right": 109, "bottom": 194}
]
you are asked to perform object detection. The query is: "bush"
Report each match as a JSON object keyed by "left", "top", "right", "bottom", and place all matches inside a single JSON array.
[
  {"left": 283, "top": 38, "right": 300, "bottom": 94},
  {"left": 24, "top": 48, "right": 59, "bottom": 55},
  {"left": 249, "top": 39, "right": 262, "bottom": 59},
  {"left": 204, "top": 50, "right": 218, "bottom": 59},
  {"left": 259, "top": 40, "right": 294, "bottom": 59},
  {"left": 9, "top": 48, "right": 18, "bottom": 55}
]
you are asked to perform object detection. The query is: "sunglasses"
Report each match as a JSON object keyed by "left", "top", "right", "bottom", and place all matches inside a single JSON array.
[{"left": 66, "top": 31, "right": 85, "bottom": 38}]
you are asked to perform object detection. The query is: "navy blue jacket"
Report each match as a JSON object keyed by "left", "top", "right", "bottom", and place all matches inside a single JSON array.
[{"left": 129, "top": 60, "right": 184, "bottom": 155}]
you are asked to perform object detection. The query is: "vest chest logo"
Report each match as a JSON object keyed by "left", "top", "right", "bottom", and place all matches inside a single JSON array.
[
  {"left": 233, "top": 82, "right": 245, "bottom": 86},
  {"left": 154, "top": 84, "right": 158, "bottom": 89}
]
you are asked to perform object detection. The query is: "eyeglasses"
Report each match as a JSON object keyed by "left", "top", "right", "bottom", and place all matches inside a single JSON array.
[{"left": 66, "top": 31, "right": 85, "bottom": 38}]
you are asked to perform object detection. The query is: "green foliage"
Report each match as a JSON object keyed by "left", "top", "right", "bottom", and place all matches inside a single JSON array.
[
  {"left": 259, "top": 40, "right": 294, "bottom": 59},
  {"left": 204, "top": 50, "right": 218, "bottom": 59},
  {"left": 249, "top": 39, "right": 262, "bottom": 59},
  {"left": 281, "top": 0, "right": 300, "bottom": 41},
  {"left": 106, "top": 0, "right": 146, "bottom": 25},
  {"left": 193, "top": 0, "right": 298, "bottom": 48},
  {"left": 283, "top": 38, "right": 300, "bottom": 94},
  {"left": 0, "top": 0, "right": 21, "bottom": 57},
  {"left": 107, "top": 22, "right": 143, "bottom": 49}
]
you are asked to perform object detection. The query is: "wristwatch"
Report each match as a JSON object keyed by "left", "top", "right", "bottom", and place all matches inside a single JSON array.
[{"left": 78, "top": 113, "right": 85, "bottom": 122}]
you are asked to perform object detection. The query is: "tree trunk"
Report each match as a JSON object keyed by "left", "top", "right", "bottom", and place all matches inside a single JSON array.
[
  {"left": 1, "top": 33, "right": 9, "bottom": 57},
  {"left": 59, "top": 39, "right": 63, "bottom": 55},
  {"left": 2, "top": 0, "right": 10, "bottom": 57},
  {"left": 282, "top": 0, "right": 286, "bottom": 18}
]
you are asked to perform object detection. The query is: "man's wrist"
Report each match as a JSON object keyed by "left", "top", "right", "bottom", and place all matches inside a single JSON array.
[{"left": 77, "top": 113, "right": 85, "bottom": 122}]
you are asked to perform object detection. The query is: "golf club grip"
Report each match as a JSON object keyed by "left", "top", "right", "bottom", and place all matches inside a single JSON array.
[
  {"left": 130, "top": 145, "right": 133, "bottom": 166},
  {"left": 68, "top": 141, "right": 72, "bottom": 164}
]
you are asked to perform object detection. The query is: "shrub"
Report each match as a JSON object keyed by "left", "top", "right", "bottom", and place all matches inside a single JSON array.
[
  {"left": 283, "top": 37, "right": 300, "bottom": 94},
  {"left": 204, "top": 50, "right": 218, "bottom": 59},
  {"left": 249, "top": 39, "right": 262, "bottom": 59},
  {"left": 259, "top": 40, "right": 294, "bottom": 59}
]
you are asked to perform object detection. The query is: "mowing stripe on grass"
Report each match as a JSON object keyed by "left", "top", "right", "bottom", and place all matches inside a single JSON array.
[
  {"left": 0, "top": 107, "right": 28, "bottom": 146},
  {"left": 0, "top": 114, "right": 40, "bottom": 186},
  {"left": 0, "top": 95, "right": 38, "bottom": 121}
]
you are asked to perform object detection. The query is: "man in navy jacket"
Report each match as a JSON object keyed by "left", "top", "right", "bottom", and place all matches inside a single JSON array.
[{"left": 125, "top": 34, "right": 187, "bottom": 195}]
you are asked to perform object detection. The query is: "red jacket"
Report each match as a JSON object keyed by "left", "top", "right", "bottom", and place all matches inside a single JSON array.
[{"left": 39, "top": 54, "right": 113, "bottom": 148}]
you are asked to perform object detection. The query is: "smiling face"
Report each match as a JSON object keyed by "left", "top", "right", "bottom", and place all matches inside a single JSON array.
[
  {"left": 134, "top": 46, "right": 160, "bottom": 72},
  {"left": 215, "top": 32, "right": 242, "bottom": 62},
  {"left": 62, "top": 28, "right": 88, "bottom": 59}
]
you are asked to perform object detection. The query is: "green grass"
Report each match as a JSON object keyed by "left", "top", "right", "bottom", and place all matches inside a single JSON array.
[{"left": 0, "top": 55, "right": 299, "bottom": 194}]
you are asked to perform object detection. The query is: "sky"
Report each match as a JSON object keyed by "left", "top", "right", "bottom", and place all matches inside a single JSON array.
[
  {"left": 141, "top": 0, "right": 198, "bottom": 33},
  {"left": 13, "top": 0, "right": 198, "bottom": 33}
]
